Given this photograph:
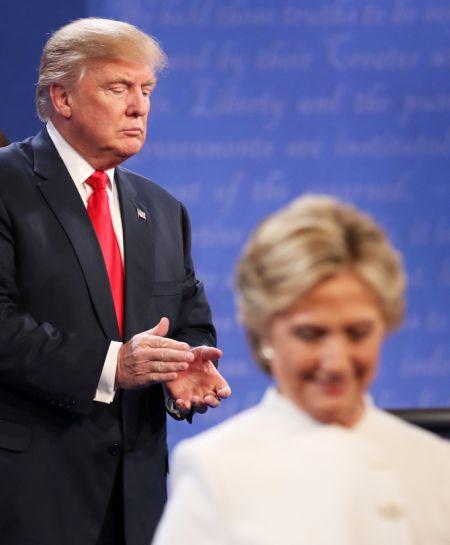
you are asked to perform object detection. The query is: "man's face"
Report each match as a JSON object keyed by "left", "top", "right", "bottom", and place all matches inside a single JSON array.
[{"left": 56, "top": 59, "right": 156, "bottom": 169}]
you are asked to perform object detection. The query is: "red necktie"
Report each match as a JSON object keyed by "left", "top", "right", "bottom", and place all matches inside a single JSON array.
[{"left": 86, "top": 170, "right": 124, "bottom": 338}]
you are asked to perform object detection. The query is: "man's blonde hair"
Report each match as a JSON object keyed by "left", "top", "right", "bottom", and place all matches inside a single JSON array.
[
  {"left": 36, "top": 17, "right": 167, "bottom": 121},
  {"left": 235, "top": 195, "right": 406, "bottom": 372}
]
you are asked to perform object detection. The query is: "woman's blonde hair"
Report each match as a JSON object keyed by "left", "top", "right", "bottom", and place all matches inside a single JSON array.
[
  {"left": 36, "top": 17, "right": 168, "bottom": 121},
  {"left": 235, "top": 195, "right": 406, "bottom": 372}
]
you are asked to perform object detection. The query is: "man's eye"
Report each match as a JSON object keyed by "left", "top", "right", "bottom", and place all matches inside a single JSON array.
[
  {"left": 110, "top": 87, "right": 126, "bottom": 94},
  {"left": 347, "top": 325, "right": 372, "bottom": 341}
]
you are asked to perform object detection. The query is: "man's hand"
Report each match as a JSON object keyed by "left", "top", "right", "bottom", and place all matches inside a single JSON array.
[
  {"left": 166, "top": 346, "right": 232, "bottom": 416},
  {"left": 116, "top": 317, "right": 193, "bottom": 390}
]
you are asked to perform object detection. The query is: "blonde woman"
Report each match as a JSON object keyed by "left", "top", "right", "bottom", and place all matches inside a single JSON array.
[{"left": 154, "top": 195, "right": 450, "bottom": 545}]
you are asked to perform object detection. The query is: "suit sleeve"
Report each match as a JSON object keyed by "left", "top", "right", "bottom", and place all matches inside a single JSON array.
[
  {"left": 171, "top": 203, "right": 217, "bottom": 349},
  {"left": 0, "top": 193, "right": 108, "bottom": 415},
  {"left": 152, "top": 441, "right": 225, "bottom": 545}
]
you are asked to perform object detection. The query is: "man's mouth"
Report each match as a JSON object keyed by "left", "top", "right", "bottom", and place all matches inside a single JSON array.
[{"left": 122, "top": 128, "right": 142, "bottom": 135}]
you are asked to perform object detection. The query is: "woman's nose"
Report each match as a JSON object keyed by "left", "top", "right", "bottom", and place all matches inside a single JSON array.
[{"left": 320, "top": 337, "right": 352, "bottom": 373}]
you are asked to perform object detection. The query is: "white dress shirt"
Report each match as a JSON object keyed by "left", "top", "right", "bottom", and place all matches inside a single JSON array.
[
  {"left": 153, "top": 387, "right": 450, "bottom": 545},
  {"left": 46, "top": 121, "right": 121, "bottom": 403}
]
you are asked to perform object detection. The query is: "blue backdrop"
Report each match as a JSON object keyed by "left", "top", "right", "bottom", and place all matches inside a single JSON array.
[{"left": 2, "top": 0, "right": 450, "bottom": 448}]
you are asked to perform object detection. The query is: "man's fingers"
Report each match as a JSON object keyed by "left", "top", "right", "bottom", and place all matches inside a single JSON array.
[
  {"left": 130, "top": 371, "right": 179, "bottom": 388},
  {"left": 146, "top": 371, "right": 179, "bottom": 384},
  {"left": 148, "top": 360, "right": 189, "bottom": 374},
  {"left": 203, "top": 394, "right": 221, "bottom": 408},
  {"left": 149, "top": 348, "right": 194, "bottom": 364},
  {"left": 140, "top": 335, "right": 191, "bottom": 352},
  {"left": 191, "top": 396, "right": 208, "bottom": 414},
  {"left": 173, "top": 389, "right": 229, "bottom": 415},
  {"left": 133, "top": 346, "right": 194, "bottom": 364},
  {"left": 175, "top": 398, "right": 192, "bottom": 415},
  {"left": 216, "top": 385, "right": 232, "bottom": 399},
  {"left": 191, "top": 346, "right": 223, "bottom": 360}
]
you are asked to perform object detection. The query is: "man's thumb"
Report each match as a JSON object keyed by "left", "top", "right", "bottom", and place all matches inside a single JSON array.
[{"left": 148, "top": 316, "right": 170, "bottom": 337}]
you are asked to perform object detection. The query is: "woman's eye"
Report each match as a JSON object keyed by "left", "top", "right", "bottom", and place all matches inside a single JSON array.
[{"left": 292, "top": 327, "right": 324, "bottom": 341}]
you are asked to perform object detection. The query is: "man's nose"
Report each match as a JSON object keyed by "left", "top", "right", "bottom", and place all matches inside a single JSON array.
[{"left": 127, "top": 90, "right": 149, "bottom": 116}]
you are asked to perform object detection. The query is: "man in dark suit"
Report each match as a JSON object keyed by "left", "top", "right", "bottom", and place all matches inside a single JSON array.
[{"left": 0, "top": 17, "right": 230, "bottom": 545}]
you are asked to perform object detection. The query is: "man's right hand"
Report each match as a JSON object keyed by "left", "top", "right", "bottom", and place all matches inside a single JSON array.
[{"left": 115, "top": 317, "right": 193, "bottom": 390}]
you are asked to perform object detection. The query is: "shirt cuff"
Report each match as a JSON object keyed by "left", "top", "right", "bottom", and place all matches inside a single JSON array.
[
  {"left": 94, "top": 341, "right": 122, "bottom": 403},
  {"left": 163, "top": 385, "right": 185, "bottom": 420}
]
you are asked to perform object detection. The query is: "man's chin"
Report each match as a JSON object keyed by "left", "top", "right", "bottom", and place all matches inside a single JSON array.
[
  {"left": 96, "top": 145, "right": 142, "bottom": 169},
  {"left": 115, "top": 141, "right": 145, "bottom": 160}
]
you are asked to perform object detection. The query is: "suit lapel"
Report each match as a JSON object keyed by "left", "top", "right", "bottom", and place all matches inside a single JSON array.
[
  {"left": 32, "top": 129, "right": 120, "bottom": 340},
  {"left": 116, "top": 171, "right": 160, "bottom": 447},
  {"left": 116, "top": 169, "right": 155, "bottom": 340}
]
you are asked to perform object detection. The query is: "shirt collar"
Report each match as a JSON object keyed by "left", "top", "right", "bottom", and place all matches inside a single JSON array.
[
  {"left": 46, "top": 121, "right": 115, "bottom": 190},
  {"left": 262, "top": 386, "right": 371, "bottom": 432}
]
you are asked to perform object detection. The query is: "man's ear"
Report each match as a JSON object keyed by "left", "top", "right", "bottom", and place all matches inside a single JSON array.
[{"left": 49, "top": 83, "right": 72, "bottom": 119}]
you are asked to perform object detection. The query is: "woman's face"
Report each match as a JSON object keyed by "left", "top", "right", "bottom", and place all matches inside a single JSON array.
[{"left": 266, "top": 272, "right": 386, "bottom": 427}]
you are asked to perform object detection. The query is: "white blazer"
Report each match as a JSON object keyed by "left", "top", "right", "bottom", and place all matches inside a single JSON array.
[{"left": 153, "top": 388, "right": 450, "bottom": 545}]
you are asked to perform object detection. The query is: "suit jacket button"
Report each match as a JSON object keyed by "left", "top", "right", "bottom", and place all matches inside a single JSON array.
[{"left": 108, "top": 442, "right": 121, "bottom": 456}]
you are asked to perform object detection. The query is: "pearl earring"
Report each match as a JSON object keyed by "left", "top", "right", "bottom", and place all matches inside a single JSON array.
[{"left": 261, "top": 346, "right": 275, "bottom": 361}]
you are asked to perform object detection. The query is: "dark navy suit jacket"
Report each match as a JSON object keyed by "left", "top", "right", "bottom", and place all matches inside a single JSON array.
[{"left": 0, "top": 128, "right": 216, "bottom": 545}]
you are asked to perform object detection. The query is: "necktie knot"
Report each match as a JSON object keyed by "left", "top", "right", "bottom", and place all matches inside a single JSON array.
[{"left": 86, "top": 170, "right": 108, "bottom": 191}]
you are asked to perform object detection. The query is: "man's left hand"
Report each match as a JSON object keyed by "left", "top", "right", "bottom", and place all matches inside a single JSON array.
[{"left": 166, "top": 346, "right": 231, "bottom": 416}]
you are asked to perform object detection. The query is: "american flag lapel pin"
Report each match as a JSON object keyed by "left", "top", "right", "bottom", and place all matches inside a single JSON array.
[{"left": 136, "top": 207, "right": 147, "bottom": 221}]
